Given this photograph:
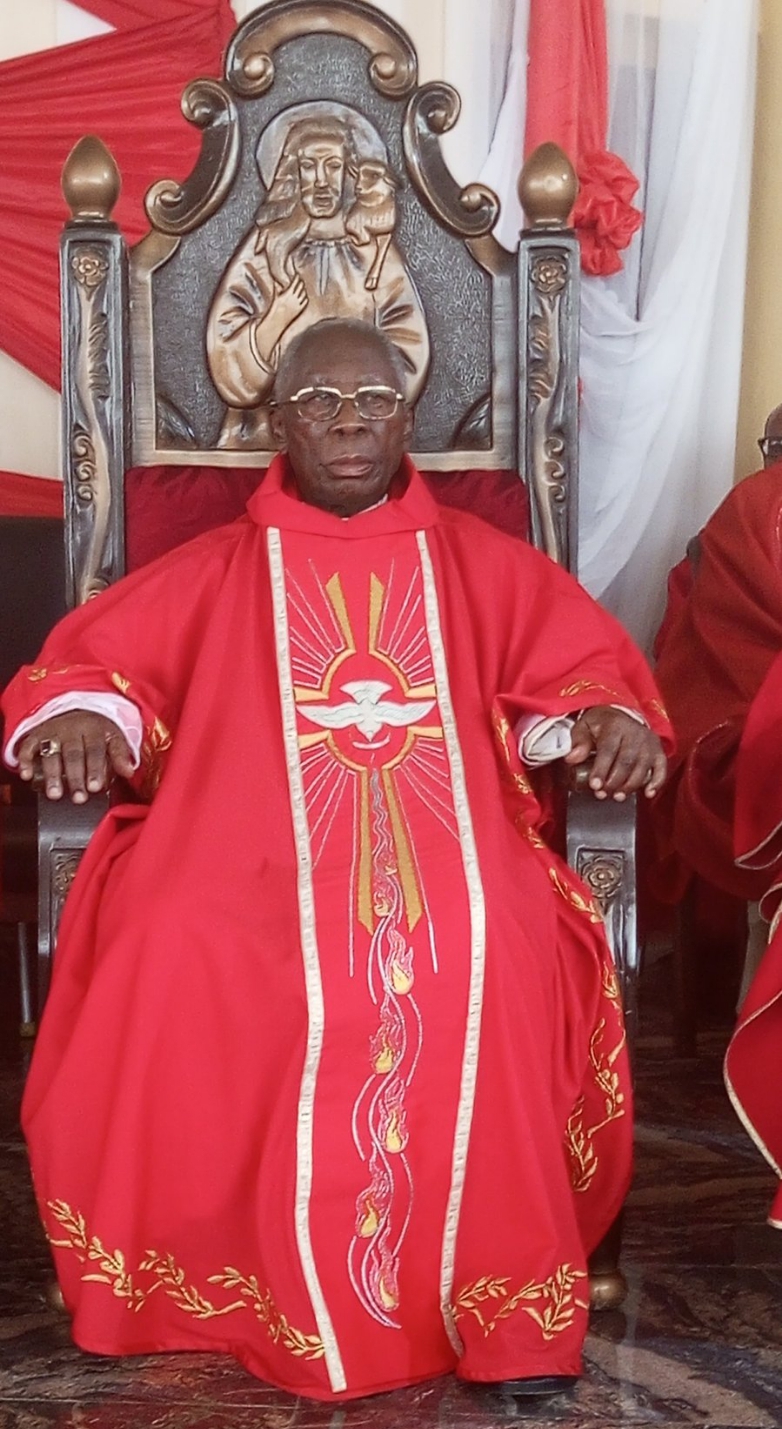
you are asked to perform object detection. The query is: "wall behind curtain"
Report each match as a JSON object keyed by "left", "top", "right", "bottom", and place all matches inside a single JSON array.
[
  {"left": 736, "top": 0, "right": 782, "bottom": 479},
  {"left": 0, "top": 0, "right": 513, "bottom": 483}
]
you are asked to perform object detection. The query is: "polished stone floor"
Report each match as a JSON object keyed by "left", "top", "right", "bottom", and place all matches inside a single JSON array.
[{"left": 2, "top": 951, "right": 781, "bottom": 1429}]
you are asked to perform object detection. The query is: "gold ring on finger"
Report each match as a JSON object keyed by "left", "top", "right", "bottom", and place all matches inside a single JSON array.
[{"left": 38, "top": 739, "right": 62, "bottom": 758}]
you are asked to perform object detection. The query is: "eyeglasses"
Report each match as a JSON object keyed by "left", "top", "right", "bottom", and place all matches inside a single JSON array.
[
  {"left": 758, "top": 436, "right": 782, "bottom": 460},
  {"left": 275, "top": 385, "right": 406, "bottom": 423}
]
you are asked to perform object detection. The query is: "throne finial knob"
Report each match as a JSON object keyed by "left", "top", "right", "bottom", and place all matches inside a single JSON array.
[
  {"left": 518, "top": 143, "right": 578, "bottom": 230},
  {"left": 62, "top": 135, "right": 121, "bottom": 223}
]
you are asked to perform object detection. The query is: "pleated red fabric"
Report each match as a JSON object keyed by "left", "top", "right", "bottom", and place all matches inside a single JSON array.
[
  {"left": 0, "top": 4, "right": 232, "bottom": 389},
  {"left": 0, "top": 470, "right": 62, "bottom": 518},
  {"left": 524, "top": 0, "right": 642, "bottom": 276}
]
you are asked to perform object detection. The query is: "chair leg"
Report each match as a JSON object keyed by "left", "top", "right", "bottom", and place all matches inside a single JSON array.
[
  {"left": 17, "top": 921, "right": 36, "bottom": 1038},
  {"left": 588, "top": 1210, "right": 627, "bottom": 1310},
  {"left": 672, "top": 888, "right": 698, "bottom": 1056}
]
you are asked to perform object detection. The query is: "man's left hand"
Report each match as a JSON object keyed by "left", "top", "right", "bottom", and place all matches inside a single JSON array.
[{"left": 565, "top": 706, "right": 667, "bottom": 801}]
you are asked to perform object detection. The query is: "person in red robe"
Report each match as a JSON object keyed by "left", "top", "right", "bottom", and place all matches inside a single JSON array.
[
  {"left": 4, "top": 320, "right": 668, "bottom": 1403},
  {"left": 653, "top": 451, "right": 782, "bottom": 905},
  {"left": 652, "top": 434, "right": 782, "bottom": 1223},
  {"left": 723, "top": 647, "right": 782, "bottom": 1228}
]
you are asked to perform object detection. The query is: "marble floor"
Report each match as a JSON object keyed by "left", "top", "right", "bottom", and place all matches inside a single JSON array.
[{"left": 2, "top": 952, "right": 781, "bottom": 1429}]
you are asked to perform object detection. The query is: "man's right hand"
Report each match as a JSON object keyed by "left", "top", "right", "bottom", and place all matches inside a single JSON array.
[{"left": 17, "top": 712, "right": 135, "bottom": 804}]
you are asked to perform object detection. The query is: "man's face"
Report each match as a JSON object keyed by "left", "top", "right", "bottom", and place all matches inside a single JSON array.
[
  {"left": 270, "top": 334, "right": 413, "bottom": 518},
  {"left": 298, "top": 138, "right": 346, "bottom": 219}
]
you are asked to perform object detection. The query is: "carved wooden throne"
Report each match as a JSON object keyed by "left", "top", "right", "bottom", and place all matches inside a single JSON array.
[{"left": 47, "top": 3, "right": 638, "bottom": 1099}]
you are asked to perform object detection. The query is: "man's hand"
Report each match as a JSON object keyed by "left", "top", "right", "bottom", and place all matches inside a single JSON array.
[
  {"left": 564, "top": 706, "right": 667, "bottom": 801},
  {"left": 17, "top": 712, "right": 135, "bottom": 804}
]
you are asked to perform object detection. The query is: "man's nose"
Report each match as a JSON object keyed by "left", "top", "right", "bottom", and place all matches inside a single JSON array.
[{"left": 331, "top": 398, "right": 367, "bottom": 431}]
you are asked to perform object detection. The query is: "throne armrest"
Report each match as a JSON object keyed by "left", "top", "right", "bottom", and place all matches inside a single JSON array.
[
  {"left": 565, "top": 771, "right": 639, "bottom": 1044},
  {"left": 37, "top": 792, "right": 108, "bottom": 1011}
]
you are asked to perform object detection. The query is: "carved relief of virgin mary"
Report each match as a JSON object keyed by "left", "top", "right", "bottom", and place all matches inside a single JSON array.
[{"left": 207, "top": 102, "right": 431, "bottom": 449}]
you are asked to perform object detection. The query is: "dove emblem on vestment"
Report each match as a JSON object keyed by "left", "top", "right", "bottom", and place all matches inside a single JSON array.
[{"left": 300, "top": 680, "right": 436, "bottom": 743}]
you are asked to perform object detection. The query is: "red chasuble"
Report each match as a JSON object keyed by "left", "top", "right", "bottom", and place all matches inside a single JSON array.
[{"left": 4, "top": 459, "right": 670, "bottom": 1400}]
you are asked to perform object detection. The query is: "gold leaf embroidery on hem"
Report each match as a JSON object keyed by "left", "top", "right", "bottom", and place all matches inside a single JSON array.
[
  {"left": 46, "top": 1201, "right": 324, "bottom": 1359},
  {"left": 209, "top": 1269, "right": 325, "bottom": 1358},
  {"left": 452, "top": 1265, "right": 588, "bottom": 1340}
]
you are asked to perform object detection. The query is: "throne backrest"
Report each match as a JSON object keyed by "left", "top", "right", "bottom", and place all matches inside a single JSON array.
[{"left": 60, "top": 0, "right": 581, "bottom": 606}]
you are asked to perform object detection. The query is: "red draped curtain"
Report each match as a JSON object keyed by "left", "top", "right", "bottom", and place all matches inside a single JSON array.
[
  {"left": 0, "top": 0, "right": 232, "bottom": 515},
  {"left": 524, "top": 0, "right": 642, "bottom": 277},
  {"left": 0, "top": 1, "right": 233, "bottom": 392},
  {"left": 79, "top": 0, "right": 233, "bottom": 24}
]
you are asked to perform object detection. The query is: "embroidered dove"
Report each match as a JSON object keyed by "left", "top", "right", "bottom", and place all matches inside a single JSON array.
[{"left": 301, "top": 680, "right": 435, "bottom": 742}]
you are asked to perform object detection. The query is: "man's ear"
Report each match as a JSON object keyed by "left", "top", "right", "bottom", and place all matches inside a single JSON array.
[
  {"left": 403, "top": 405, "right": 414, "bottom": 445},
  {"left": 269, "top": 405, "right": 287, "bottom": 450}
]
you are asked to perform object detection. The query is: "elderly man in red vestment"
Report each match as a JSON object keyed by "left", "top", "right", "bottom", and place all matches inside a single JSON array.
[
  {"left": 4, "top": 320, "right": 668, "bottom": 1403},
  {"left": 653, "top": 417, "right": 782, "bottom": 1225}
]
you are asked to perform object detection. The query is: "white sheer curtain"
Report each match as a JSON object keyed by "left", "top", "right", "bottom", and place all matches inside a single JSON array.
[
  {"left": 578, "top": 0, "right": 758, "bottom": 648},
  {"left": 479, "top": 0, "right": 530, "bottom": 250}
]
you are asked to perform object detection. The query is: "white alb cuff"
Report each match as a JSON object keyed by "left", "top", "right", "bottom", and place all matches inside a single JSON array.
[
  {"left": 515, "top": 706, "right": 646, "bottom": 767},
  {"left": 5, "top": 692, "right": 144, "bottom": 769}
]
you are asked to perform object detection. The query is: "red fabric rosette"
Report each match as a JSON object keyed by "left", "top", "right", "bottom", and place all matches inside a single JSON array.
[{"left": 573, "top": 150, "right": 644, "bottom": 277}]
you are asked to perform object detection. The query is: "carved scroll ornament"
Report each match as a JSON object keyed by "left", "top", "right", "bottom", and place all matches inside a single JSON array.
[
  {"left": 145, "top": 80, "right": 240, "bottom": 237},
  {"left": 403, "top": 83, "right": 499, "bottom": 239},
  {"left": 225, "top": 0, "right": 417, "bottom": 99}
]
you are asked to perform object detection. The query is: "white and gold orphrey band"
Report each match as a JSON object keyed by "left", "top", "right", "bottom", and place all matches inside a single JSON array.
[
  {"left": 266, "top": 526, "right": 487, "bottom": 1389},
  {"left": 267, "top": 526, "right": 347, "bottom": 1394},
  {"left": 416, "top": 532, "right": 487, "bottom": 1355}
]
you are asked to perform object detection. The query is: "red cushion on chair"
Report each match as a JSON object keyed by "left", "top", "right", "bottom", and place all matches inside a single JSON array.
[{"left": 124, "top": 465, "right": 530, "bottom": 572}]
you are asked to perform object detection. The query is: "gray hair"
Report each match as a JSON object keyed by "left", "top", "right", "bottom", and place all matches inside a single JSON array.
[{"left": 274, "top": 318, "right": 409, "bottom": 401}]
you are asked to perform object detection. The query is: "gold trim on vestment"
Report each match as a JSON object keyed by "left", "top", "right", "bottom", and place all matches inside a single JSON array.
[{"left": 723, "top": 985, "right": 782, "bottom": 1183}]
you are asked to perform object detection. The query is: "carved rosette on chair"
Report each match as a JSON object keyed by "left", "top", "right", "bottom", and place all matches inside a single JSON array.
[{"left": 37, "top": 796, "right": 108, "bottom": 1009}]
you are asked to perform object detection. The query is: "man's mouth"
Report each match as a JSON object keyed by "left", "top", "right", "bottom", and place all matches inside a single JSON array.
[{"left": 326, "top": 457, "right": 376, "bottom": 479}]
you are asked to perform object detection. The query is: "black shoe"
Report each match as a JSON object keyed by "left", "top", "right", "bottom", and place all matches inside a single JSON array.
[{"left": 491, "top": 1375, "right": 578, "bottom": 1398}]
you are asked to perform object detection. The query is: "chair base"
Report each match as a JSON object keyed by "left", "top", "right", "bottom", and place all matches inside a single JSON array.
[
  {"left": 588, "top": 1268, "right": 628, "bottom": 1311},
  {"left": 481, "top": 1375, "right": 578, "bottom": 1398},
  {"left": 45, "top": 1278, "right": 66, "bottom": 1313}
]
